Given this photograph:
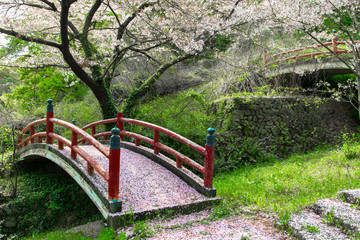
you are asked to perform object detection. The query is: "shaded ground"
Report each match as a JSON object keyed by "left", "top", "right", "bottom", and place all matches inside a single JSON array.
[
  {"left": 72, "top": 208, "right": 291, "bottom": 239},
  {"left": 117, "top": 209, "right": 290, "bottom": 239}
]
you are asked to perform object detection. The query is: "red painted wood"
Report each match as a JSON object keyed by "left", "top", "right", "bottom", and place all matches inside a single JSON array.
[
  {"left": 264, "top": 38, "right": 360, "bottom": 67},
  {"left": 176, "top": 156, "right": 182, "bottom": 168},
  {"left": 154, "top": 129, "right": 159, "bottom": 154},
  {"left": 120, "top": 131, "right": 154, "bottom": 145},
  {"left": 71, "top": 131, "right": 77, "bottom": 159},
  {"left": 50, "top": 118, "right": 109, "bottom": 158},
  {"left": 121, "top": 118, "right": 206, "bottom": 154},
  {"left": 204, "top": 144, "right": 215, "bottom": 188},
  {"left": 30, "top": 126, "right": 35, "bottom": 144},
  {"left": 72, "top": 145, "right": 109, "bottom": 181},
  {"left": 135, "top": 138, "right": 140, "bottom": 146},
  {"left": 91, "top": 126, "right": 96, "bottom": 136},
  {"left": 46, "top": 111, "right": 54, "bottom": 144},
  {"left": 87, "top": 163, "right": 94, "bottom": 174},
  {"left": 117, "top": 113, "right": 124, "bottom": 141},
  {"left": 21, "top": 119, "right": 46, "bottom": 133},
  {"left": 108, "top": 148, "right": 120, "bottom": 199},
  {"left": 49, "top": 132, "right": 71, "bottom": 148},
  {"left": 332, "top": 37, "right": 338, "bottom": 54},
  {"left": 58, "top": 141, "right": 64, "bottom": 150},
  {"left": 156, "top": 142, "right": 204, "bottom": 173}
]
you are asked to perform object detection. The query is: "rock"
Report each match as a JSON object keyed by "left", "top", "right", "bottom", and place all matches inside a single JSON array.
[
  {"left": 288, "top": 211, "right": 351, "bottom": 240},
  {"left": 3, "top": 216, "right": 16, "bottom": 228},
  {"left": 67, "top": 220, "right": 104, "bottom": 238}
]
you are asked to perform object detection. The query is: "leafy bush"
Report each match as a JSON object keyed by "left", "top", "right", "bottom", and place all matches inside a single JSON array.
[
  {"left": 7, "top": 170, "right": 100, "bottom": 237},
  {"left": 134, "top": 89, "right": 214, "bottom": 163},
  {"left": 215, "top": 134, "right": 275, "bottom": 173}
]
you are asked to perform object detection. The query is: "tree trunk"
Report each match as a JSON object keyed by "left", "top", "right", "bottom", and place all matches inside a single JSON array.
[{"left": 91, "top": 80, "right": 118, "bottom": 124}]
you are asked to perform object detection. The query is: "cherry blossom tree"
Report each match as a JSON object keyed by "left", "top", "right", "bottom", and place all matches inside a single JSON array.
[
  {"left": 0, "top": 0, "right": 246, "bottom": 119},
  {"left": 260, "top": 0, "right": 360, "bottom": 116}
]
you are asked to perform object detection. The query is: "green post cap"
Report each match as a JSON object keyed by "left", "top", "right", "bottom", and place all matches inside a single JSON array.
[
  {"left": 207, "top": 127, "right": 215, "bottom": 135},
  {"left": 111, "top": 126, "right": 120, "bottom": 135},
  {"left": 333, "top": 29, "right": 337, "bottom": 33},
  {"left": 206, "top": 127, "right": 215, "bottom": 146},
  {"left": 47, "top": 99, "right": 53, "bottom": 112},
  {"left": 72, "top": 120, "right": 76, "bottom": 125},
  {"left": 110, "top": 126, "right": 121, "bottom": 149}
]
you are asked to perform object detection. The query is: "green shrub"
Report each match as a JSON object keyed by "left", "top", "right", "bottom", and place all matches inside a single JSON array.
[{"left": 7, "top": 170, "right": 100, "bottom": 237}]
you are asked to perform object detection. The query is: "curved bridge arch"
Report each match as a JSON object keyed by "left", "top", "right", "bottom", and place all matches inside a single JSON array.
[
  {"left": 16, "top": 143, "right": 119, "bottom": 221},
  {"left": 16, "top": 101, "right": 217, "bottom": 228}
]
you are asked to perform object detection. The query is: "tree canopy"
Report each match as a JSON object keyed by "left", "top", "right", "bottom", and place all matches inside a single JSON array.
[{"left": 0, "top": 0, "right": 246, "bottom": 119}]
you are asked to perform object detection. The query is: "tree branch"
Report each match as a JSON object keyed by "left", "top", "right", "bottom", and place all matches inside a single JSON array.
[
  {"left": 306, "top": 31, "right": 355, "bottom": 72},
  {"left": 226, "top": 0, "right": 242, "bottom": 20},
  {"left": 0, "top": 64, "right": 69, "bottom": 69},
  {"left": 0, "top": 27, "right": 62, "bottom": 49},
  {"left": 60, "top": 0, "right": 97, "bottom": 90},
  {"left": 117, "top": 1, "right": 158, "bottom": 40}
]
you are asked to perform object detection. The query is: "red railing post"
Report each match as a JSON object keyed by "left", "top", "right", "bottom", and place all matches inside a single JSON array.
[
  {"left": 46, "top": 99, "right": 54, "bottom": 144},
  {"left": 117, "top": 113, "right": 124, "bottom": 141},
  {"left": 108, "top": 126, "right": 121, "bottom": 200},
  {"left": 176, "top": 156, "right": 182, "bottom": 168},
  {"left": 30, "top": 126, "right": 35, "bottom": 144},
  {"left": 332, "top": 37, "right": 338, "bottom": 54},
  {"left": 154, "top": 129, "right": 159, "bottom": 154},
  {"left": 204, "top": 127, "right": 215, "bottom": 188},
  {"left": 17, "top": 131, "right": 22, "bottom": 150},
  {"left": 71, "top": 131, "right": 77, "bottom": 159}
]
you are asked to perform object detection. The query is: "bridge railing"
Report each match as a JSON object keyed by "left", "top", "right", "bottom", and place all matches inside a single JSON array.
[
  {"left": 263, "top": 37, "right": 359, "bottom": 67},
  {"left": 17, "top": 99, "right": 120, "bottom": 200},
  {"left": 17, "top": 99, "right": 215, "bottom": 198},
  {"left": 81, "top": 112, "right": 216, "bottom": 188}
]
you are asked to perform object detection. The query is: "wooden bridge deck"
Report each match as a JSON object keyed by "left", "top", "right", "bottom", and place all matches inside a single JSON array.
[{"left": 56, "top": 144, "right": 209, "bottom": 214}]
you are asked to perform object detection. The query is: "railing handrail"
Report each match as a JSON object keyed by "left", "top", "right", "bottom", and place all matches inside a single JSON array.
[
  {"left": 50, "top": 118, "right": 109, "bottom": 158},
  {"left": 79, "top": 114, "right": 215, "bottom": 183},
  {"left": 17, "top": 119, "right": 110, "bottom": 180},
  {"left": 264, "top": 38, "right": 360, "bottom": 67},
  {"left": 17, "top": 100, "right": 215, "bottom": 199},
  {"left": 82, "top": 117, "right": 206, "bottom": 155}
]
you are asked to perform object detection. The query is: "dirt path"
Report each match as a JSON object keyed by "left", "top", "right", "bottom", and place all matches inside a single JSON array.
[{"left": 116, "top": 209, "right": 292, "bottom": 239}]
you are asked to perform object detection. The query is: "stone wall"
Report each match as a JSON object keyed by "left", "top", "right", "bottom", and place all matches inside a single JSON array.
[{"left": 213, "top": 96, "right": 359, "bottom": 154}]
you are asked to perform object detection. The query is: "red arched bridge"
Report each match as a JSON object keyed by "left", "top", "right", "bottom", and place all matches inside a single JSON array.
[
  {"left": 15, "top": 99, "right": 218, "bottom": 228},
  {"left": 263, "top": 37, "right": 358, "bottom": 77}
]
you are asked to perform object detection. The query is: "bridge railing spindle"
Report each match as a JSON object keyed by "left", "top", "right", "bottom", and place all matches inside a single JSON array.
[
  {"left": 117, "top": 113, "right": 124, "bottom": 141},
  {"left": 71, "top": 131, "right": 77, "bottom": 159},
  {"left": 204, "top": 127, "right": 215, "bottom": 188},
  {"left": 30, "top": 126, "right": 35, "bottom": 144},
  {"left": 332, "top": 37, "right": 338, "bottom": 55},
  {"left": 154, "top": 129, "right": 160, "bottom": 154},
  {"left": 46, "top": 99, "right": 54, "bottom": 144}
]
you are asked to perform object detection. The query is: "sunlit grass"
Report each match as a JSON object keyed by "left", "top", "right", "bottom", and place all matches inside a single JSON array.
[{"left": 215, "top": 144, "right": 360, "bottom": 216}]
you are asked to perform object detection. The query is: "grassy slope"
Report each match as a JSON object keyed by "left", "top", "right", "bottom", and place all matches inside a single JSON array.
[{"left": 215, "top": 143, "right": 360, "bottom": 217}]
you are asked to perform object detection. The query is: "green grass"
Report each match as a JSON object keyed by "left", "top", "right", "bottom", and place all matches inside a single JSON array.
[
  {"left": 20, "top": 231, "right": 93, "bottom": 240},
  {"left": 215, "top": 144, "right": 360, "bottom": 216}
]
